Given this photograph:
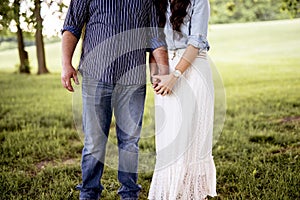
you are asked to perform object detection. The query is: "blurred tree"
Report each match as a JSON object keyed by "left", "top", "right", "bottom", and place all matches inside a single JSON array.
[
  {"left": 33, "top": 0, "right": 67, "bottom": 74},
  {"left": 1, "top": 0, "right": 67, "bottom": 74},
  {"left": 14, "top": 0, "right": 30, "bottom": 73},
  {"left": 281, "top": 0, "right": 300, "bottom": 17},
  {"left": 34, "top": 0, "right": 49, "bottom": 74},
  {"left": 210, "top": 0, "right": 298, "bottom": 24},
  {"left": 0, "top": 0, "right": 30, "bottom": 73}
]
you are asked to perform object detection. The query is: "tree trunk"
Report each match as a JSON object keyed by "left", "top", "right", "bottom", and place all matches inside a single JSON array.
[
  {"left": 16, "top": 24, "right": 30, "bottom": 73},
  {"left": 34, "top": 0, "right": 49, "bottom": 74},
  {"left": 13, "top": 0, "right": 30, "bottom": 74}
]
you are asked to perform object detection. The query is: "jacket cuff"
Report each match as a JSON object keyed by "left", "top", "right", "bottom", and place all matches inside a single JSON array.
[
  {"left": 187, "top": 34, "right": 210, "bottom": 51},
  {"left": 148, "top": 37, "right": 167, "bottom": 52}
]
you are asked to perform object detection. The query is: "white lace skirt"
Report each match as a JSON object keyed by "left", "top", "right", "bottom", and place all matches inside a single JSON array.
[{"left": 148, "top": 49, "right": 217, "bottom": 200}]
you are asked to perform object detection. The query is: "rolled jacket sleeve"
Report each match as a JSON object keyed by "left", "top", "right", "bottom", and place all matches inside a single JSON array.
[
  {"left": 147, "top": 0, "right": 166, "bottom": 52},
  {"left": 187, "top": 0, "right": 210, "bottom": 51},
  {"left": 61, "top": 0, "right": 89, "bottom": 39}
]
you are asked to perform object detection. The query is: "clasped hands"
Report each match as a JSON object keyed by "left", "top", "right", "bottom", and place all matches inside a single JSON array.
[
  {"left": 151, "top": 73, "right": 178, "bottom": 96},
  {"left": 150, "top": 47, "right": 179, "bottom": 96}
]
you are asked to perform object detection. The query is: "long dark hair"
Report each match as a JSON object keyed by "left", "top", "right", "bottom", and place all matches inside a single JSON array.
[{"left": 154, "top": 0, "right": 191, "bottom": 33}]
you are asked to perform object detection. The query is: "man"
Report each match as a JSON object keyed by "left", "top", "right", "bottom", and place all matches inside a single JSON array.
[{"left": 61, "top": 0, "right": 168, "bottom": 199}]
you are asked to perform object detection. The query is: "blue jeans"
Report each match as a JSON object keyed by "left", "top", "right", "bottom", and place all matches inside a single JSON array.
[{"left": 76, "top": 75, "right": 146, "bottom": 200}]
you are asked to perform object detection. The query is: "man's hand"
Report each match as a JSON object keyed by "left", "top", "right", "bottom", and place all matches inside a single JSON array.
[
  {"left": 149, "top": 54, "right": 159, "bottom": 88},
  {"left": 61, "top": 65, "right": 79, "bottom": 92}
]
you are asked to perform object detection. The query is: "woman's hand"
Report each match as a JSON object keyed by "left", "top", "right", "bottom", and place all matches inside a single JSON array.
[{"left": 152, "top": 74, "right": 178, "bottom": 96}]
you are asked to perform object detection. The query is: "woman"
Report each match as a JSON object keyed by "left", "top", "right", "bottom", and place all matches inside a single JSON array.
[{"left": 148, "top": 0, "right": 217, "bottom": 199}]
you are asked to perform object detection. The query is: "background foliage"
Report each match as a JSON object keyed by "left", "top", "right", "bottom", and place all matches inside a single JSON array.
[{"left": 210, "top": 0, "right": 300, "bottom": 24}]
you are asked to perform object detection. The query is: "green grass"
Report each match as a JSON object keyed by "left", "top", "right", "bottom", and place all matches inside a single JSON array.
[{"left": 0, "top": 19, "right": 300, "bottom": 199}]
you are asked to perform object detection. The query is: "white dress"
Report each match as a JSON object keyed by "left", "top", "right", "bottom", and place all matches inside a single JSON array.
[
  {"left": 148, "top": 49, "right": 217, "bottom": 200},
  {"left": 148, "top": 0, "right": 217, "bottom": 198}
]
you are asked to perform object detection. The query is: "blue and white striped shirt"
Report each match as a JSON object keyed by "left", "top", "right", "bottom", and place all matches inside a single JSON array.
[{"left": 62, "top": 0, "right": 165, "bottom": 84}]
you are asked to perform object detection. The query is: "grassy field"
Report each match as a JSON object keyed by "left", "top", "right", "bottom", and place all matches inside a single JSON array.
[{"left": 0, "top": 19, "right": 300, "bottom": 199}]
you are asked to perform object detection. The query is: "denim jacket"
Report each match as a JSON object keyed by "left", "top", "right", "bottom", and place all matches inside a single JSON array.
[{"left": 164, "top": 0, "right": 210, "bottom": 51}]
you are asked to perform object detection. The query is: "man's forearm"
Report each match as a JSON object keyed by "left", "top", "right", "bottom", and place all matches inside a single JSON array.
[
  {"left": 149, "top": 54, "right": 158, "bottom": 76},
  {"left": 152, "top": 47, "right": 169, "bottom": 75},
  {"left": 62, "top": 31, "right": 79, "bottom": 68}
]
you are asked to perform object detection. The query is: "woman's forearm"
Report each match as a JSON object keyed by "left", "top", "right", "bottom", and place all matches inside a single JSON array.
[{"left": 175, "top": 45, "right": 199, "bottom": 74}]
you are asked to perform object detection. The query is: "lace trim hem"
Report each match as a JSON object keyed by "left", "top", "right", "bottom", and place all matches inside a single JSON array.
[{"left": 148, "top": 156, "right": 217, "bottom": 200}]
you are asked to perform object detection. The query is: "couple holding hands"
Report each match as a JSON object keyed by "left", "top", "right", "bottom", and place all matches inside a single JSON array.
[{"left": 61, "top": 0, "right": 216, "bottom": 199}]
